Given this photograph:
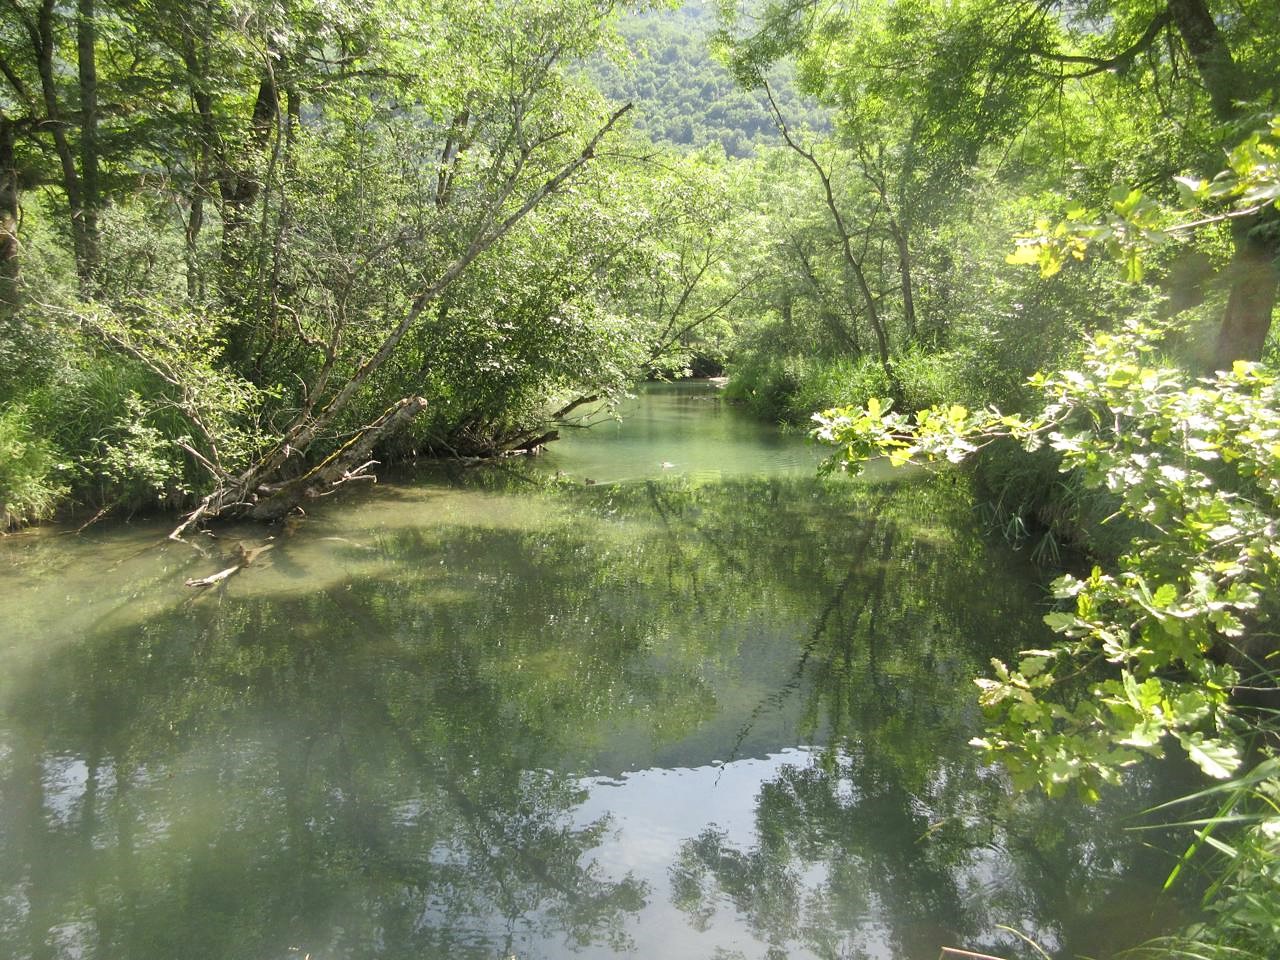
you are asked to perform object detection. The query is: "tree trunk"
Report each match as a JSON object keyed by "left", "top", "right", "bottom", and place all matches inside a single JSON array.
[
  {"left": 1213, "top": 222, "right": 1279, "bottom": 369},
  {"left": 217, "top": 72, "right": 278, "bottom": 306},
  {"left": 180, "top": 31, "right": 217, "bottom": 302},
  {"left": 215, "top": 71, "right": 280, "bottom": 372},
  {"left": 764, "top": 82, "right": 892, "bottom": 374},
  {"left": 0, "top": 118, "right": 20, "bottom": 320},
  {"left": 1166, "top": 0, "right": 1278, "bottom": 363},
  {"left": 808, "top": 150, "right": 891, "bottom": 370},
  {"left": 1165, "top": 0, "right": 1244, "bottom": 121},
  {"left": 76, "top": 0, "right": 99, "bottom": 280},
  {"left": 793, "top": 240, "right": 860, "bottom": 354},
  {"left": 32, "top": 0, "right": 91, "bottom": 287},
  {"left": 890, "top": 219, "right": 916, "bottom": 342},
  {"left": 843, "top": 239, "right": 891, "bottom": 372},
  {"left": 249, "top": 396, "right": 428, "bottom": 521}
]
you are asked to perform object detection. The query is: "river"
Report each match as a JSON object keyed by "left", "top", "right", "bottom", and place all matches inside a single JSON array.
[{"left": 0, "top": 382, "right": 1187, "bottom": 960}]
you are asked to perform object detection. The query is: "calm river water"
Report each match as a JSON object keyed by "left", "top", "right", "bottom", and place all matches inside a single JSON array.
[{"left": 1, "top": 382, "right": 1187, "bottom": 960}]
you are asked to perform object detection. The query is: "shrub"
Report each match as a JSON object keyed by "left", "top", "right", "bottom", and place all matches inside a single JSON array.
[
  {"left": 721, "top": 353, "right": 807, "bottom": 420},
  {"left": 813, "top": 314, "right": 1279, "bottom": 796},
  {"left": 725, "top": 353, "right": 895, "bottom": 423},
  {"left": 789, "top": 355, "right": 893, "bottom": 420},
  {"left": 0, "top": 404, "right": 66, "bottom": 528},
  {"left": 970, "top": 439, "right": 1132, "bottom": 566}
]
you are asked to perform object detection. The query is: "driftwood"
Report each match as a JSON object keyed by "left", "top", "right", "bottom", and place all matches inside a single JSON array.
[
  {"left": 184, "top": 564, "right": 242, "bottom": 588},
  {"left": 185, "top": 540, "right": 275, "bottom": 588},
  {"left": 496, "top": 429, "right": 558, "bottom": 456},
  {"left": 170, "top": 395, "right": 429, "bottom": 540}
]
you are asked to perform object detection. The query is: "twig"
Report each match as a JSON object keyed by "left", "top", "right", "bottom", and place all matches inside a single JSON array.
[
  {"left": 73, "top": 502, "right": 114, "bottom": 534},
  {"left": 939, "top": 948, "right": 1009, "bottom": 960},
  {"left": 185, "top": 564, "right": 241, "bottom": 588}
]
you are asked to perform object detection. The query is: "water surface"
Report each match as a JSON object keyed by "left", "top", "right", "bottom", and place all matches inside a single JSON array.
[{"left": 1, "top": 382, "right": 1185, "bottom": 960}]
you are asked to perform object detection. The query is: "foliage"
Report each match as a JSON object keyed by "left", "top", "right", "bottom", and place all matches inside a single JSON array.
[
  {"left": 0, "top": 404, "right": 65, "bottom": 528},
  {"left": 723, "top": 347, "right": 1000, "bottom": 426},
  {"left": 1189, "top": 763, "right": 1280, "bottom": 956},
  {"left": 589, "top": 0, "right": 827, "bottom": 157},
  {"left": 816, "top": 312, "right": 1280, "bottom": 793},
  {"left": 813, "top": 131, "right": 1280, "bottom": 947},
  {"left": 723, "top": 354, "right": 881, "bottom": 423},
  {"left": 1008, "top": 118, "right": 1280, "bottom": 286},
  {"left": 2, "top": 0, "right": 744, "bottom": 527},
  {"left": 968, "top": 440, "right": 1131, "bottom": 566}
]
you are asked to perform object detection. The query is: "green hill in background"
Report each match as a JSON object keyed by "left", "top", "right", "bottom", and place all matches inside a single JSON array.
[{"left": 590, "top": 0, "right": 828, "bottom": 157}]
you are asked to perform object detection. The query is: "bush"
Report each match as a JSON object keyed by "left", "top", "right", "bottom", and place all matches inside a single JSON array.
[
  {"left": 724, "top": 353, "right": 895, "bottom": 423},
  {"left": 0, "top": 404, "right": 66, "bottom": 529},
  {"left": 721, "top": 353, "right": 807, "bottom": 421},
  {"left": 789, "top": 355, "right": 893, "bottom": 420},
  {"left": 814, "top": 314, "right": 1280, "bottom": 795},
  {"left": 726, "top": 340, "right": 1030, "bottom": 428},
  {"left": 969, "top": 439, "right": 1130, "bottom": 566},
  {"left": 26, "top": 360, "right": 168, "bottom": 513}
]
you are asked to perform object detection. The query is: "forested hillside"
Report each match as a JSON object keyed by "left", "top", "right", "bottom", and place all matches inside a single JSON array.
[{"left": 590, "top": 0, "right": 827, "bottom": 156}]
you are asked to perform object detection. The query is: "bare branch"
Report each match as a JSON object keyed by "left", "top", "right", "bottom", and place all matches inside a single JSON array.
[
  {"left": 763, "top": 81, "right": 891, "bottom": 371},
  {"left": 1028, "top": 11, "right": 1171, "bottom": 79}
]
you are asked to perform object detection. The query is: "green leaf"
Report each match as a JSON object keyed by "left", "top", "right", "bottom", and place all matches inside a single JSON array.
[
  {"left": 1179, "top": 734, "right": 1241, "bottom": 780},
  {"left": 1123, "top": 249, "right": 1144, "bottom": 283},
  {"left": 1043, "top": 611, "right": 1077, "bottom": 633},
  {"left": 1018, "top": 655, "right": 1049, "bottom": 678},
  {"left": 1173, "top": 176, "right": 1205, "bottom": 205},
  {"left": 1006, "top": 243, "right": 1042, "bottom": 266}
]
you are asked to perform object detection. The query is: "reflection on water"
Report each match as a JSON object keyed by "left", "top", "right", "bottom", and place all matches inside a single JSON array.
[
  {"left": 0, "top": 384, "right": 1186, "bottom": 960},
  {"left": 538, "top": 381, "right": 830, "bottom": 484}
]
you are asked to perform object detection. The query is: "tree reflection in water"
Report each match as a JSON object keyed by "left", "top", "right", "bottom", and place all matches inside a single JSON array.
[
  {"left": 651, "top": 477, "right": 1190, "bottom": 960},
  {"left": 0, "top": 471, "right": 1186, "bottom": 959}
]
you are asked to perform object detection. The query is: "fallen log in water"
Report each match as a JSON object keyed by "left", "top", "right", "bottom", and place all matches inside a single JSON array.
[
  {"left": 185, "top": 541, "right": 275, "bottom": 588},
  {"left": 170, "top": 396, "right": 428, "bottom": 539},
  {"left": 248, "top": 397, "right": 428, "bottom": 522}
]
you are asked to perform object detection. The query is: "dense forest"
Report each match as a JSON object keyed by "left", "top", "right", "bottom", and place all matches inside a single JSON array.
[{"left": 2, "top": 0, "right": 1279, "bottom": 955}]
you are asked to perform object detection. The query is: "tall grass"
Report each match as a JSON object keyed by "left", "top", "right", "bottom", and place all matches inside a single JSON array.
[
  {"left": 1123, "top": 758, "right": 1280, "bottom": 960},
  {"left": 22, "top": 355, "right": 210, "bottom": 517},
  {"left": 0, "top": 404, "right": 66, "bottom": 529},
  {"left": 723, "top": 346, "right": 1023, "bottom": 427}
]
